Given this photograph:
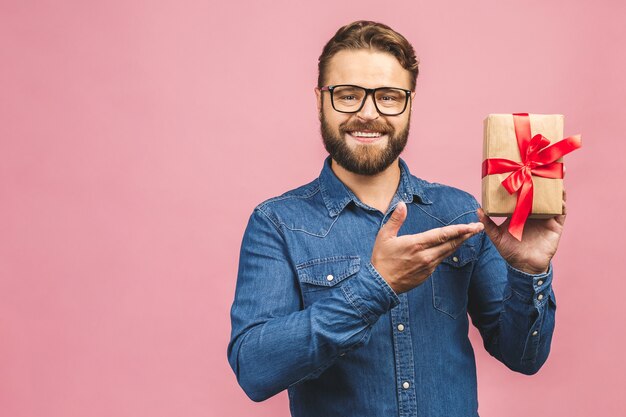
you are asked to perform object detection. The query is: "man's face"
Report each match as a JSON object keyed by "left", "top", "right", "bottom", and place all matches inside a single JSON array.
[{"left": 315, "top": 49, "right": 416, "bottom": 176}]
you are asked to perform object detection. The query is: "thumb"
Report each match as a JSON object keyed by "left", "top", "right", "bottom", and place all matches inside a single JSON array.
[
  {"left": 476, "top": 207, "right": 503, "bottom": 244},
  {"left": 381, "top": 201, "right": 407, "bottom": 238}
]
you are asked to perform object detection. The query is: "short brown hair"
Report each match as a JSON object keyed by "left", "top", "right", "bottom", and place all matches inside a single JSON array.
[{"left": 317, "top": 20, "right": 420, "bottom": 91}]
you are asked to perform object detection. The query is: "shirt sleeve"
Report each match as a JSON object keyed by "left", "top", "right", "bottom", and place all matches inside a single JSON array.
[
  {"left": 467, "top": 229, "right": 557, "bottom": 375},
  {"left": 226, "top": 208, "right": 400, "bottom": 402}
]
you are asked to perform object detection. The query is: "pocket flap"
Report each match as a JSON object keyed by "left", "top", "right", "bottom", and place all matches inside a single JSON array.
[
  {"left": 441, "top": 244, "right": 476, "bottom": 267},
  {"left": 296, "top": 256, "right": 361, "bottom": 287}
]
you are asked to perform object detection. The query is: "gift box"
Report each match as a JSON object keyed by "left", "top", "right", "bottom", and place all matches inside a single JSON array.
[{"left": 481, "top": 113, "right": 581, "bottom": 240}]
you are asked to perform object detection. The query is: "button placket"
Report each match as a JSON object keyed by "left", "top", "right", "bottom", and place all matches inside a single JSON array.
[{"left": 390, "top": 293, "right": 417, "bottom": 415}]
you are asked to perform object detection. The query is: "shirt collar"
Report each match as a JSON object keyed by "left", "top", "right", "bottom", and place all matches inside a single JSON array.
[{"left": 318, "top": 155, "right": 432, "bottom": 218}]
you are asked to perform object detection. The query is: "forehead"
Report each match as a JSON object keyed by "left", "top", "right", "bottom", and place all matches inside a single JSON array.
[{"left": 325, "top": 49, "right": 412, "bottom": 89}]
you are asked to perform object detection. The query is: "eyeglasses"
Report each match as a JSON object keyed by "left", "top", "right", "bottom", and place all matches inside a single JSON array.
[{"left": 320, "top": 84, "right": 412, "bottom": 116}]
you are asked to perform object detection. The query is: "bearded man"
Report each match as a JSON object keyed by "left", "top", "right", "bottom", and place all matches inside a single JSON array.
[{"left": 227, "top": 20, "right": 564, "bottom": 417}]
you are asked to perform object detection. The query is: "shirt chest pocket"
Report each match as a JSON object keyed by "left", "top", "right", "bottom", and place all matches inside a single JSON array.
[
  {"left": 296, "top": 256, "right": 361, "bottom": 307},
  {"left": 431, "top": 244, "right": 477, "bottom": 319}
]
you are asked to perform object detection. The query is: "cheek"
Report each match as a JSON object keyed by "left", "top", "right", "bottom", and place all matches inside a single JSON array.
[
  {"left": 324, "top": 112, "right": 351, "bottom": 132},
  {"left": 389, "top": 115, "right": 410, "bottom": 131}
]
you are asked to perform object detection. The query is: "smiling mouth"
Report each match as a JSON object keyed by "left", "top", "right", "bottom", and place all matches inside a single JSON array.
[
  {"left": 349, "top": 131, "right": 384, "bottom": 138},
  {"left": 347, "top": 130, "right": 387, "bottom": 143}
]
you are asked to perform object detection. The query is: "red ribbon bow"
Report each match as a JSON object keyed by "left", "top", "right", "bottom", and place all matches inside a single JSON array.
[{"left": 481, "top": 113, "right": 582, "bottom": 241}]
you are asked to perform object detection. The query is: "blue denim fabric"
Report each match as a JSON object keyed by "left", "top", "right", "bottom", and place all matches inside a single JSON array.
[{"left": 227, "top": 156, "right": 556, "bottom": 417}]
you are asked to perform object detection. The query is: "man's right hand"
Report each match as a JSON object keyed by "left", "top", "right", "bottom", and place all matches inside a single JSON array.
[{"left": 370, "top": 201, "right": 484, "bottom": 295}]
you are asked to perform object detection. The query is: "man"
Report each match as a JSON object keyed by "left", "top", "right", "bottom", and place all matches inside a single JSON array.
[{"left": 227, "top": 20, "right": 564, "bottom": 417}]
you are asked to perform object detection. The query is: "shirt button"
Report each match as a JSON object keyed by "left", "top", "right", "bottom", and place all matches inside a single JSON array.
[
  {"left": 532, "top": 330, "right": 538, "bottom": 336},
  {"left": 537, "top": 294, "right": 544, "bottom": 301},
  {"left": 402, "top": 381, "right": 410, "bottom": 389},
  {"left": 326, "top": 274, "right": 334, "bottom": 281},
  {"left": 452, "top": 256, "right": 459, "bottom": 263},
  {"left": 537, "top": 280, "right": 544, "bottom": 286},
  {"left": 397, "top": 324, "right": 405, "bottom": 331}
]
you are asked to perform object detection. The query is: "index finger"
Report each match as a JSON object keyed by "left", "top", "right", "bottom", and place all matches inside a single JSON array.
[{"left": 412, "top": 222, "right": 484, "bottom": 250}]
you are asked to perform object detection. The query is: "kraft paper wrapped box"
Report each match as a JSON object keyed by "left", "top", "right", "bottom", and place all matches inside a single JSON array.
[{"left": 481, "top": 113, "right": 568, "bottom": 219}]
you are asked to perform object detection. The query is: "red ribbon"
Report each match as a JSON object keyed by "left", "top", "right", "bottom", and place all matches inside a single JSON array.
[{"left": 481, "top": 113, "right": 582, "bottom": 241}]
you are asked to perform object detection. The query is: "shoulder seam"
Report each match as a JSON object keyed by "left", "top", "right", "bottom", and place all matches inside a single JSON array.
[
  {"left": 254, "top": 206, "right": 285, "bottom": 238},
  {"left": 256, "top": 181, "right": 321, "bottom": 210}
]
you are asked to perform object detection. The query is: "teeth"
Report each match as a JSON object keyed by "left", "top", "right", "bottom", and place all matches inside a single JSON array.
[{"left": 351, "top": 131, "right": 383, "bottom": 138}]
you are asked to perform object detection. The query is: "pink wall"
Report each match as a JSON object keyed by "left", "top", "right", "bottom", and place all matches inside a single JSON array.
[{"left": 1, "top": 1, "right": 624, "bottom": 416}]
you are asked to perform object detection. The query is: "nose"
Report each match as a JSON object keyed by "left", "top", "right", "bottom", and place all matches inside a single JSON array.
[{"left": 356, "top": 92, "right": 379, "bottom": 121}]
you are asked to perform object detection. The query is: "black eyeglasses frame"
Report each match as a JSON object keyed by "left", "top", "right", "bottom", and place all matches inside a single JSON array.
[{"left": 319, "top": 84, "right": 413, "bottom": 116}]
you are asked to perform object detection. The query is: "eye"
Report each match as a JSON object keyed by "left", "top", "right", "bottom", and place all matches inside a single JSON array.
[{"left": 375, "top": 89, "right": 405, "bottom": 107}]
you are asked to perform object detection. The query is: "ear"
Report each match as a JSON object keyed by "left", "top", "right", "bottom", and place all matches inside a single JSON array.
[
  {"left": 314, "top": 87, "right": 322, "bottom": 120},
  {"left": 410, "top": 91, "right": 416, "bottom": 111}
]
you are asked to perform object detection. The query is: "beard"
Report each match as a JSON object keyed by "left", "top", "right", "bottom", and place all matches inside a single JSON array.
[{"left": 320, "top": 111, "right": 410, "bottom": 176}]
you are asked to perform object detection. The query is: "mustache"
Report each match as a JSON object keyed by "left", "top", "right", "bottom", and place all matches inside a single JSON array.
[{"left": 340, "top": 121, "right": 392, "bottom": 134}]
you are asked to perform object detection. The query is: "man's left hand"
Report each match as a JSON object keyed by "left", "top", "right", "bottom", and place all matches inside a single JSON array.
[{"left": 476, "top": 189, "right": 567, "bottom": 275}]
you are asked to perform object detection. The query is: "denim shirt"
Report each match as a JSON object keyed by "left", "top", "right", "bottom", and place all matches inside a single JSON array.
[{"left": 227, "top": 156, "right": 556, "bottom": 417}]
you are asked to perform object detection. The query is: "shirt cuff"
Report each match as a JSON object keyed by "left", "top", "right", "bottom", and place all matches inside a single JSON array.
[
  {"left": 506, "top": 261, "right": 553, "bottom": 306},
  {"left": 341, "top": 261, "right": 401, "bottom": 325}
]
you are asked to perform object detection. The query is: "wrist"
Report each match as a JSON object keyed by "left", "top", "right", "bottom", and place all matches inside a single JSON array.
[{"left": 509, "top": 261, "right": 549, "bottom": 275}]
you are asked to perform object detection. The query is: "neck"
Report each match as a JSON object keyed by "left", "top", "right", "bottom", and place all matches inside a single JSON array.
[{"left": 330, "top": 158, "right": 401, "bottom": 214}]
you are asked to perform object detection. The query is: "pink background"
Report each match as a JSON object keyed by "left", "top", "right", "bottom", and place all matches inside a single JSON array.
[{"left": 1, "top": 1, "right": 625, "bottom": 416}]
